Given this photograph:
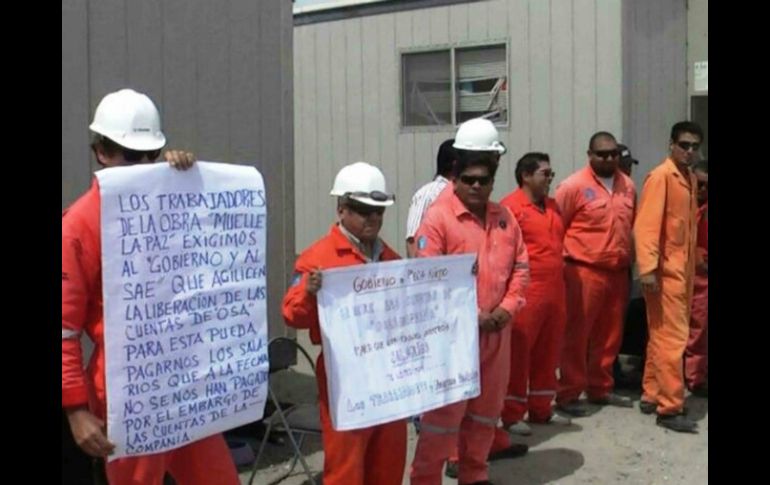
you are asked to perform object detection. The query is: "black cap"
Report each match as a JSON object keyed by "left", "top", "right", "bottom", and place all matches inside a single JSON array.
[{"left": 617, "top": 144, "right": 638, "bottom": 165}]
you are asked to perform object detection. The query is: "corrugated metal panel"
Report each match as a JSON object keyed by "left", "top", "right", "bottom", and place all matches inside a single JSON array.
[
  {"left": 62, "top": 0, "right": 91, "bottom": 208},
  {"left": 293, "top": 0, "right": 625, "bottom": 252},
  {"left": 316, "top": 21, "right": 336, "bottom": 244},
  {"left": 529, "top": 0, "right": 550, "bottom": 151},
  {"left": 395, "top": 10, "right": 418, "bottom": 248},
  {"left": 162, "top": 0, "right": 198, "bottom": 156},
  {"left": 550, "top": 0, "right": 574, "bottom": 179},
  {"left": 622, "top": 0, "right": 687, "bottom": 188},
  {"left": 126, "top": 1, "right": 163, "bottom": 106},
  {"left": 377, "top": 13, "right": 400, "bottom": 245},
  {"left": 507, "top": 0, "right": 531, "bottom": 177},
  {"left": 346, "top": 19, "right": 366, "bottom": 164},
  {"left": 596, "top": 0, "right": 623, "bottom": 138},
  {"left": 61, "top": 0, "right": 294, "bottom": 339},
  {"left": 573, "top": 0, "right": 597, "bottom": 173}
]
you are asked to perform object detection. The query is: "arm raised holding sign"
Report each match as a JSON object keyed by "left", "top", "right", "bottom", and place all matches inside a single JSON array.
[{"left": 62, "top": 89, "right": 240, "bottom": 483}]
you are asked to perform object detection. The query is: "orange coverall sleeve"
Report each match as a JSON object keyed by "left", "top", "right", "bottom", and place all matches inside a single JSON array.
[
  {"left": 282, "top": 253, "right": 320, "bottom": 332},
  {"left": 415, "top": 208, "right": 447, "bottom": 258},
  {"left": 498, "top": 213, "right": 530, "bottom": 317},
  {"left": 634, "top": 171, "right": 666, "bottom": 276},
  {"left": 62, "top": 223, "right": 94, "bottom": 407},
  {"left": 554, "top": 182, "right": 578, "bottom": 230}
]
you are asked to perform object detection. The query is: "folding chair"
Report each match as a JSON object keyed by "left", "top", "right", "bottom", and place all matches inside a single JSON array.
[{"left": 248, "top": 337, "right": 321, "bottom": 485}]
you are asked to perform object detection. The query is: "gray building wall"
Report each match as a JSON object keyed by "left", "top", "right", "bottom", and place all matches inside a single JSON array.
[
  {"left": 621, "top": 0, "right": 688, "bottom": 187},
  {"left": 62, "top": 0, "right": 295, "bottom": 338},
  {"left": 293, "top": 0, "right": 625, "bottom": 253}
]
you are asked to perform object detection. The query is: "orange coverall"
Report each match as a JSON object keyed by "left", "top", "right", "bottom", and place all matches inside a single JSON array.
[
  {"left": 410, "top": 192, "right": 529, "bottom": 485},
  {"left": 62, "top": 180, "right": 239, "bottom": 485},
  {"left": 634, "top": 158, "right": 699, "bottom": 415},
  {"left": 685, "top": 203, "right": 708, "bottom": 389},
  {"left": 282, "top": 224, "right": 407, "bottom": 485},
  {"left": 499, "top": 189, "right": 566, "bottom": 423},
  {"left": 554, "top": 167, "right": 636, "bottom": 405}
]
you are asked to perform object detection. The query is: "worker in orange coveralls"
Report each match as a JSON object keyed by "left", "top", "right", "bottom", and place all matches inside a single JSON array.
[
  {"left": 282, "top": 162, "right": 407, "bottom": 485},
  {"left": 62, "top": 89, "right": 240, "bottom": 485},
  {"left": 496, "top": 152, "right": 572, "bottom": 439},
  {"left": 410, "top": 121, "right": 530, "bottom": 485},
  {"left": 634, "top": 121, "right": 703, "bottom": 433},
  {"left": 685, "top": 160, "right": 708, "bottom": 397},
  {"left": 554, "top": 131, "right": 636, "bottom": 417}
]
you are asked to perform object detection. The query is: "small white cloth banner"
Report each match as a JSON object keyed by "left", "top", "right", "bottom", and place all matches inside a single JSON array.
[
  {"left": 97, "top": 162, "right": 268, "bottom": 460},
  {"left": 317, "top": 253, "right": 480, "bottom": 431}
]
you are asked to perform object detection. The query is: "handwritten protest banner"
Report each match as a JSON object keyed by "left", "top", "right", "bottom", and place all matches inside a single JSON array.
[
  {"left": 97, "top": 162, "right": 268, "bottom": 460},
  {"left": 317, "top": 254, "right": 480, "bottom": 430}
]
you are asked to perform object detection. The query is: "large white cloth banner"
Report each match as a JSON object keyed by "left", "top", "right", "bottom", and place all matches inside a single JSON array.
[
  {"left": 97, "top": 162, "right": 268, "bottom": 460},
  {"left": 317, "top": 253, "right": 480, "bottom": 431}
]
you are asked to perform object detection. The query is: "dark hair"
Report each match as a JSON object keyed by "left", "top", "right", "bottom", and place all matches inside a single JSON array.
[
  {"left": 436, "top": 139, "right": 458, "bottom": 177},
  {"left": 90, "top": 133, "right": 122, "bottom": 157},
  {"left": 515, "top": 152, "right": 550, "bottom": 187},
  {"left": 670, "top": 121, "right": 704, "bottom": 143},
  {"left": 693, "top": 159, "right": 708, "bottom": 173},
  {"left": 453, "top": 149, "right": 499, "bottom": 179},
  {"left": 588, "top": 131, "right": 617, "bottom": 151}
]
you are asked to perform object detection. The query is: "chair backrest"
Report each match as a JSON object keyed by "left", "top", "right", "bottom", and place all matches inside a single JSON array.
[{"left": 268, "top": 336, "right": 316, "bottom": 374}]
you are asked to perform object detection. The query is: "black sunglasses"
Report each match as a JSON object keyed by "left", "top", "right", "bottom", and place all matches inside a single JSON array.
[
  {"left": 676, "top": 141, "right": 701, "bottom": 152},
  {"left": 343, "top": 191, "right": 395, "bottom": 203},
  {"left": 592, "top": 149, "right": 620, "bottom": 160},
  {"left": 345, "top": 202, "right": 386, "bottom": 216},
  {"left": 459, "top": 175, "right": 493, "bottom": 186},
  {"left": 123, "top": 147, "right": 162, "bottom": 162},
  {"left": 538, "top": 169, "right": 556, "bottom": 178}
]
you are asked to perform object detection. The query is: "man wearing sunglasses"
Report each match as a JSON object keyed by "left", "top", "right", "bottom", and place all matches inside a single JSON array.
[
  {"left": 634, "top": 121, "right": 704, "bottom": 433},
  {"left": 62, "top": 89, "right": 241, "bottom": 484},
  {"left": 554, "top": 132, "right": 637, "bottom": 418},
  {"left": 685, "top": 160, "right": 708, "bottom": 399},
  {"left": 282, "top": 162, "right": 406, "bottom": 485},
  {"left": 410, "top": 130, "right": 529, "bottom": 485},
  {"left": 497, "top": 153, "right": 572, "bottom": 437}
]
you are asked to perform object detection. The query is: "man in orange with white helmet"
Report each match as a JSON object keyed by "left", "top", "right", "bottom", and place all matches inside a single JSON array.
[
  {"left": 282, "top": 162, "right": 407, "bottom": 485},
  {"left": 62, "top": 88, "right": 241, "bottom": 484},
  {"left": 410, "top": 119, "right": 530, "bottom": 485}
]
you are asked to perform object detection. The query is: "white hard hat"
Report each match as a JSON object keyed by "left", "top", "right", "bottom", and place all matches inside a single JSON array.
[
  {"left": 89, "top": 89, "right": 167, "bottom": 151},
  {"left": 453, "top": 118, "right": 506, "bottom": 154},
  {"left": 330, "top": 162, "right": 395, "bottom": 207}
]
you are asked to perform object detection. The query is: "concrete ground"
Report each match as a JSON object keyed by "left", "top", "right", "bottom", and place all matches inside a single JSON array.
[{"left": 236, "top": 330, "right": 707, "bottom": 485}]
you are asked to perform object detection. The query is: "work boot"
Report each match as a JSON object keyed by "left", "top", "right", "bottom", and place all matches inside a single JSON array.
[
  {"left": 588, "top": 392, "right": 634, "bottom": 408},
  {"left": 488, "top": 443, "right": 529, "bottom": 461},
  {"left": 556, "top": 400, "right": 589, "bottom": 417},
  {"left": 544, "top": 413, "right": 572, "bottom": 425},
  {"left": 656, "top": 414, "right": 698, "bottom": 433},
  {"left": 639, "top": 400, "right": 657, "bottom": 415},
  {"left": 445, "top": 460, "right": 458, "bottom": 479},
  {"left": 689, "top": 383, "right": 708, "bottom": 398},
  {"left": 505, "top": 420, "right": 532, "bottom": 436}
]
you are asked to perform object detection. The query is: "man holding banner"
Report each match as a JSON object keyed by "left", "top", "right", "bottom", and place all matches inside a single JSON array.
[
  {"left": 410, "top": 121, "right": 530, "bottom": 485},
  {"left": 62, "top": 89, "right": 240, "bottom": 485},
  {"left": 282, "top": 162, "right": 406, "bottom": 485}
]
